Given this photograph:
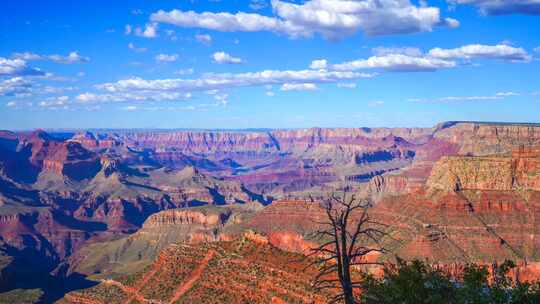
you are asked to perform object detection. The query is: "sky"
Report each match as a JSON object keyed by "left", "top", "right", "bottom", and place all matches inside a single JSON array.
[{"left": 0, "top": 0, "right": 539, "bottom": 130}]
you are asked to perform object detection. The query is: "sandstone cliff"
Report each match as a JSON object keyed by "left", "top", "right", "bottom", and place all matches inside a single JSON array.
[{"left": 426, "top": 146, "right": 540, "bottom": 192}]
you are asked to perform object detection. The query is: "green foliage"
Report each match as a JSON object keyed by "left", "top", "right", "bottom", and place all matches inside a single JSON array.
[{"left": 360, "top": 259, "right": 540, "bottom": 304}]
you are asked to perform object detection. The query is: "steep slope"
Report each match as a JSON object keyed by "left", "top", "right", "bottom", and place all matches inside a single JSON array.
[
  {"left": 61, "top": 234, "right": 329, "bottom": 304},
  {"left": 369, "top": 145, "right": 540, "bottom": 267},
  {"left": 69, "top": 204, "right": 261, "bottom": 278}
]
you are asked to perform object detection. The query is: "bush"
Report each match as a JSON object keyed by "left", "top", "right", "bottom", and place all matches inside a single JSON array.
[{"left": 360, "top": 259, "right": 540, "bottom": 304}]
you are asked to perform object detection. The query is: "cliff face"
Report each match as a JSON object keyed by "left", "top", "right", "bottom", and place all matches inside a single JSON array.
[
  {"left": 433, "top": 122, "right": 540, "bottom": 156},
  {"left": 69, "top": 205, "right": 259, "bottom": 277},
  {"left": 426, "top": 147, "right": 540, "bottom": 192},
  {"left": 114, "top": 127, "right": 430, "bottom": 153},
  {"left": 367, "top": 143, "right": 540, "bottom": 265},
  {"left": 368, "top": 123, "right": 540, "bottom": 200}
]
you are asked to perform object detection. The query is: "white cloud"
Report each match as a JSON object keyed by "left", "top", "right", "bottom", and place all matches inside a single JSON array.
[
  {"left": 495, "top": 91, "right": 520, "bottom": 97},
  {"left": 132, "top": 9, "right": 143, "bottom": 15},
  {"left": 212, "top": 52, "right": 243, "bottom": 64},
  {"left": 337, "top": 82, "right": 357, "bottom": 89},
  {"left": 121, "top": 105, "right": 199, "bottom": 112},
  {"left": 6, "top": 101, "right": 17, "bottom": 108},
  {"left": 95, "top": 69, "right": 374, "bottom": 95},
  {"left": 38, "top": 95, "right": 70, "bottom": 108},
  {"left": 438, "top": 96, "right": 502, "bottom": 102},
  {"left": 411, "top": 93, "right": 512, "bottom": 103},
  {"left": 332, "top": 54, "right": 456, "bottom": 72},
  {"left": 125, "top": 24, "right": 132, "bottom": 35},
  {"left": 534, "top": 46, "right": 540, "bottom": 53},
  {"left": 134, "top": 23, "right": 158, "bottom": 38},
  {"left": 155, "top": 53, "right": 179, "bottom": 62},
  {"left": 0, "top": 57, "right": 45, "bottom": 76},
  {"left": 428, "top": 44, "right": 531, "bottom": 61},
  {"left": 326, "top": 43, "right": 531, "bottom": 73},
  {"left": 76, "top": 91, "right": 192, "bottom": 104},
  {"left": 12, "top": 51, "right": 90, "bottom": 64},
  {"left": 214, "top": 93, "right": 229, "bottom": 105},
  {"left": 448, "top": 0, "right": 540, "bottom": 15},
  {"left": 372, "top": 46, "right": 423, "bottom": 57},
  {"left": 195, "top": 34, "right": 212, "bottom": 44},
  {"left": 42, "top": 85, "right": 76, "bottom": 94},
  {"left": 309, "top": 59, "right": 327, "bottom": 69},
  {"left": 0, "top": 77, "right": 33, "bottom": 96},
  {"left": 280, "top": 83, "right": 317, "bottom": 91},
  {"left": 266, "top": 91, "right": 275, "bottom": 96},
  {"left": 128, "top": 42, "right": 147, "bottom": 53},
  {"left": 150, "top": 0, "right": 459, "bottom": 39}
]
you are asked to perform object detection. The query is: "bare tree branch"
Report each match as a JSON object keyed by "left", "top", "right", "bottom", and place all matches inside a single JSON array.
[{"left": 308, "top": 193, "right": 389, "bottom": 304}]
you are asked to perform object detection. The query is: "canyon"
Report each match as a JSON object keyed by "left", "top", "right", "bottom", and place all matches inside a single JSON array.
[{"left": 1, "top": 121, "right": 540, "bottom": 302}]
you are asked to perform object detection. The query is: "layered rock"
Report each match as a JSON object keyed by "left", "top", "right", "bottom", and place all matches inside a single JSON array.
[
  {"left": 426, "top": 146, "right": 540, "bottom": 192},
  {"left": 69, "top": 205, "right": 259, "bottom": 277}
]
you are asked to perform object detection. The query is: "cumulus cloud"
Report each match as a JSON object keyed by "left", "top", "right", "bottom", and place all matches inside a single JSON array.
[
  {"left": 0, "top": 77, "right": 33, "bottom": 97},
  {"left": 132, "top": 23, "right": 158, "bottom": 38},
  {"left": 323, "top": 43, "right": 531, "bottom": 73},
  {"left": 12, "top": 51, "right": 90, "bottom": 64},
  {"left": 428, "top": 44, "right": 531, "bottom": 61},
  {"left": 212, "top": 52, "right": 243, "bottom": 64},
  {"left": 0, "top": 57, "right": 45, "bottom": 76},
  {"left": 155, "top": 53, "right": 179, "bottom": 62},
  {"left": 125, "top": 24, "right": 132, "bottom": 35},
  {"left": 195, "top": 34, "right": 212, "bottom": 45},
  {"left": 332, "top": 54, "right": 456, "bottom": 72},
  {"left": 150, "top": 0, "right": 459, "bottom": 39},
  {"left": 310, "top": 59, "right": 328, "bottom": 69},
  {"left": 448, "top": 0, "right": 540, "bottom": 15},
  {"left": 281, "top": 83, "right": 318, "bottom": 91},
  {"left": 6, "top": 101, "right": 17, "bottom": 108},
  {"left": 534, "top": 46, "right": 540, "bottom": 53}
]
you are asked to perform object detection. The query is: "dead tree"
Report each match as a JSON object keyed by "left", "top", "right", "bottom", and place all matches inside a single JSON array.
[{"left": 308, "top": 193, "right": 388, "bottom": 304}]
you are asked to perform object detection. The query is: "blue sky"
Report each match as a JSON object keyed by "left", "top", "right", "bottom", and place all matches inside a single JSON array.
[{"left": 0, "top": 0, "right": 539, "bottom": 130}]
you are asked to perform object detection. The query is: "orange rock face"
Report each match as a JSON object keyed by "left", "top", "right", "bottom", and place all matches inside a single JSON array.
[
  {"left": 426, "top": 148, "right": 540, "bottom": 192},
  {"left": 62, "top": 238, "right": 331, "bottom": 304}
]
